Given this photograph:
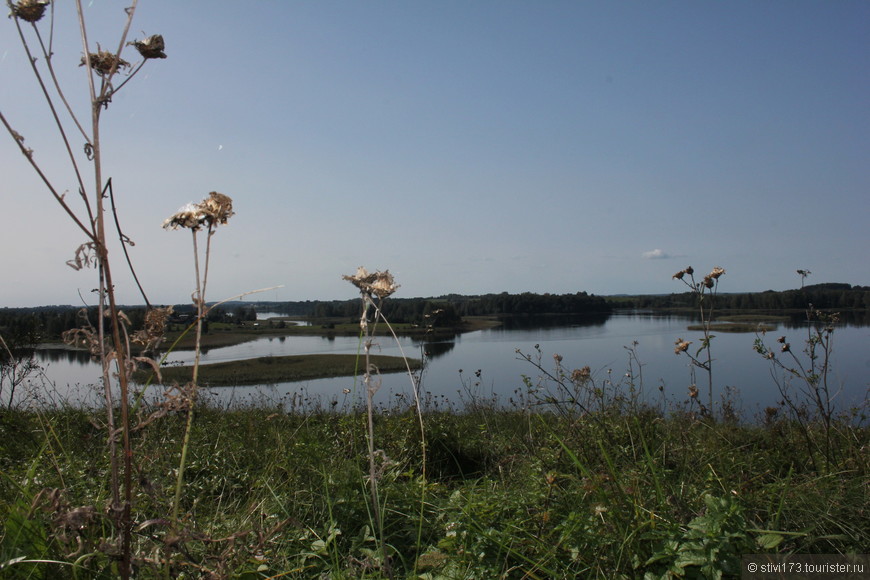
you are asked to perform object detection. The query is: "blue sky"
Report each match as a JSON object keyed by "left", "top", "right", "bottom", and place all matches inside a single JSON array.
[{"left": 2, "top": 1, "right": 868, "bottom": 307}]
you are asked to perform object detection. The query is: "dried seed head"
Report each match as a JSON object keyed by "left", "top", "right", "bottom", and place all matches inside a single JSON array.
[
  {"left": 343, "top": 267, "right": 400, "bottom": 299},
  {"left": 10, "top": 0, "right": 50, "bottom": 23},
  {"left": 163, "top": 192, "right": 234, "bottom": 230},
  {"left": 688, "top": 384, "right": 699, "bottom": 399},
  {"left": 703, "top": 276, "right": 715, "bottom": 288},
  {"left": 81, "top": 49, "right": 130, "bottom": 76},
  {"left": 672, "top": 270, "right": 686, "bottom": 280},
  {"left": 684, "top": 266, "right": 694, "bottom": 275},
  {"left": 674, "top": 339, "right": 692, "bottom": 354},
  {"left": 710, "top": 266, "right": 725, "bottom": 279},
  {"left": 163, "top": 202, "right": 205, "bottom": 230},
  {"left": 780, "top": 342, "right": 790, "bottom": 353},
  {"left": 200, "top": 191, "right": 234, "bottom": 225},
  {"left": 129, "top": 34, "right": 167, "bottom": 59}
]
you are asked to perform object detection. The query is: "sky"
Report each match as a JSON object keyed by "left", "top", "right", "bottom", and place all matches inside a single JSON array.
[{"left": 1, "top": 1, "right": 868, "bottom": 307}]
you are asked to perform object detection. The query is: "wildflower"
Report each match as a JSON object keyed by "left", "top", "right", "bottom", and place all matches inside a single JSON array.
[
  {"left": 9, "top": 0, "right": 49, "bottom": 23},
  {"left": 571, "top": 366, "right": 591, "bottom": 383},
  {"left": 710, "top": 266, "right": 725, "bottom": 279},
  {"left": 81, "top": 49, "right": 130, "bottom": 76},
  {"left": 342, "top": 267, "right": 400, "bottom": 299},
  {"left": 163, "top": 192, "right": 234, "bottom": 230},
  {"left": 674, "top": 339, "right": 691, "bottom": 354},
  {"left": 129, "top": 34, "right": 167, "bottom": 59}
]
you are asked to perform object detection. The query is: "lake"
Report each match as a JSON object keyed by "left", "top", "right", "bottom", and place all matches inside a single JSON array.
[{"left": 27, "top": 312, "right": 870, "bottom": 420}]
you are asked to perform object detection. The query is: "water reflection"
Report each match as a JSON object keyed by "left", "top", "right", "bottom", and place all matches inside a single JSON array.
[
  {"left": 36, "top": 347, "right": 93, "bottom": 365},
  {"left": 419, "top": 339, "right": 456, "bottom": 359}
]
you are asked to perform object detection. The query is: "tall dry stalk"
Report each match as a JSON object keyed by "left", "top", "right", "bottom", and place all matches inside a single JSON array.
[
  {"left": 162, "top": 192, "right": 234, "bottom": 530},
  {"left": 342, "top": 268, "right": 399, "bottom": 551},
  {"left": 342, "top": 267, "right": 428, "bottom": 575},
  {"left": 2, "top": 2, "right": 167, "bottom": 576},
  {"left": 672, "top": 266, "right": 725, "bottom": 415}
]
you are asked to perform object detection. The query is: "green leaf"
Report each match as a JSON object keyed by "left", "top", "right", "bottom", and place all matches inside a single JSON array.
[{"left": 756, "top": 533, "right": 784, "bottom": 550}]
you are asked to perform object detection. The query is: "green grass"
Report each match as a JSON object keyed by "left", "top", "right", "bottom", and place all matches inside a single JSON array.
[
  {"left": 136, "top": 353, "right": 420, "bottom": 386},
  {"left": 1, "top": 403, "right": 867, "bottom": 579}
]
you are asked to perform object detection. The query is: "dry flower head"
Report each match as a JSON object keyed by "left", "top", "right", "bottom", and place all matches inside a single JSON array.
[
  {"left": 129, "top": 34, "right": 166, "bottom": 59},
  {"left": 9, "top": 0, "right": 50, "bottom": 23},
  {"left": 674, "top": 339, "right": 692, "bottom": 354},
  {"left": 81, "top": 49, "right": 131, "bottom": 76},
  {"left": 342, "top": 267, "right": 400, "bottom": 299},
  {"left": 163, "top": 191, "right": 234, "bottom": 230}
]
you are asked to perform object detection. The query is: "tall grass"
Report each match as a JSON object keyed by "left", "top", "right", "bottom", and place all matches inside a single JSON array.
[{"left": 1, "top": 399, "right": 867, "bottom": 578}]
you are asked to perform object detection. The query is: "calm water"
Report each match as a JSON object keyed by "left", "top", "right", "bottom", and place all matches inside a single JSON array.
[{"left": 27, "top": 312, "right": 870, "bottom": 418}]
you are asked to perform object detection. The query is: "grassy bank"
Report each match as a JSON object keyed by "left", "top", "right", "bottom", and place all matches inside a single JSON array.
[
  {"left": 138, "top": 353, "right": 421, "bottom": 386},
  {"left": 1, "top": 403, "right": 866, "bottom": 578}
]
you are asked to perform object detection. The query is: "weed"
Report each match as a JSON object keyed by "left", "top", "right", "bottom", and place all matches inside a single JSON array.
[{"left": 672, "top": 266, "right": 726, "bottom": 416}]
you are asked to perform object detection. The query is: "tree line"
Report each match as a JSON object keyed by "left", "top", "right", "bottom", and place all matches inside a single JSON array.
[
  {"left": 302, "top": 291, "right": 611, "bottom": 324},
  {"left": 0, "top": 304, "right": 259, "bottom": 344},
  {"left": 610, "top": 283, "right": 870, "bottom": 311},
  {"left": 2, "top": 284, "right": 867, "bottom": 345}
]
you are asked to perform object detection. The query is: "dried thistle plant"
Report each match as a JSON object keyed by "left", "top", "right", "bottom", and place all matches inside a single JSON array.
[
  {"left": 672, "top": 265, "right": 726, "bottom": 415},
  {"left": 343, "top": 266, "right": 423, "bottom": 569},
  {"left": 163, "top": 191, "right": 234, "bottom": 532},
  {"left": 2, "top": 4, "right": 168, "bottom": 577}
]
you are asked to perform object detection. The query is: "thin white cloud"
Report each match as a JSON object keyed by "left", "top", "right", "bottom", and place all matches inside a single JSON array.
[{"left": 642, "top": 249, "right": 669, "bottom": 260}]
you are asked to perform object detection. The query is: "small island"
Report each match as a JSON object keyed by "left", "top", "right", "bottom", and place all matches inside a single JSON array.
[{"left": 139, "top": 353, "right": 420, "bottom": 387}]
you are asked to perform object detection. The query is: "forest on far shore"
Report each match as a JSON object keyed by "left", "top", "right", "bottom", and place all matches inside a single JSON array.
[{"left": 1, "top": 283, "right": 868, "bottom": 344}]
